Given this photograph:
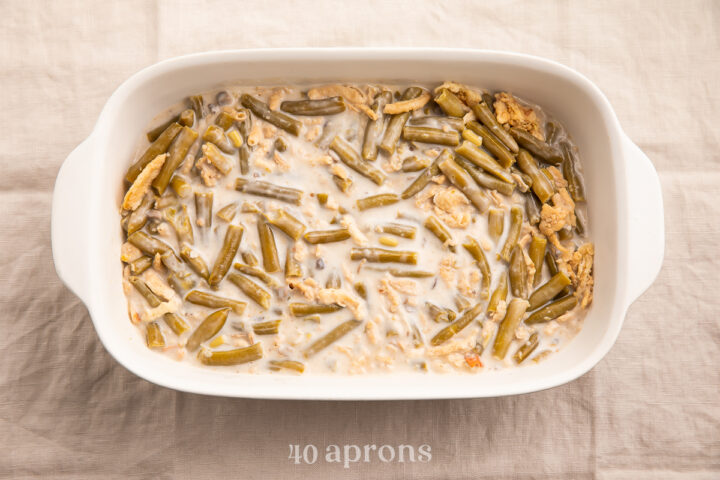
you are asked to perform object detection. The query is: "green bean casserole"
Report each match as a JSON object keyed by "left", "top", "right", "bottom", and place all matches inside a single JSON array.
[{"left": 119, "top": 82, "right": 594, "bottom": 374}]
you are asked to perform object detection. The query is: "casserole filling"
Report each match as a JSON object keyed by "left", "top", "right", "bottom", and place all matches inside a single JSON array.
[{"left": 119, "top": 82, "right": 593, "bottom": 374}]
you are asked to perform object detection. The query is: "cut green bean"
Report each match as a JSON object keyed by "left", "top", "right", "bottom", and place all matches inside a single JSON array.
[
  {"left": 509, "top": 245, "right": 528, "bottom": 299},
  {"left": 265, "top": 208, "right": 306, "bottom": 240},
  {"left": 240, "top": 251, "right": 258, "bottom": 267},
  {"left": 471, "top": 101, "right": 519, "bottom": 153},
  {"left": 400, "top": 155, "right": 442, "bottom": 199},
  {"left": 388, "top": 269, "right": 434, "bottom": 278},
  {"left": 409, "top": 115, "right": 464, "bottom": 130},
  {"left": 268, "top": 359, "right": 305, "bottom": 373},
  {"left": 332, "top": 174, "right": 353, "bottom": 193},
  {"left": 228, "top": 273, "right": 271, "bottom": 309},
  {"left": 463, "top": 236, "right": 491, "bottom": 299},
  {"left": 499, "top": 206, "right": 523, "bottom": 261},
  {"left": 376, "top": 223, "right": 416, "bottom": 239},
  {"left": 402, "top": 126, "right": 460, "bottom": 146},
  {"left": 257, "top": 218, "right": 280, "bottom": 273},
  {"left": 215, "top": 110, "right": 237, "bottom": 130},
  {"left": 426, "top": 302, "right": 451, "bottom": 323},
  {"left": 147, "top": 115, "right": 180, "bottom": 142},
  {"left": 128, "top": 256, "right": 152, "bottom": 275},
  {"left": 125, "top": 122, "right": 182, "bottom": 184},
  {"left": 152, "top": 126, "right": 198, "bottom": 195},
  {"left": 194, "top": 192, "right": 213, "bottom": 229},
  {"left": 456, "top": 141, "right": 514, "bottom": 184},
  {"left": 234, "top": 263, "right": 279, "bottom": 287},
  {"left": 455, "top": 294, "right": 471, "bottom": 311},
  {"left": 289, "top": 303, "right": 343, "bottom": 317},
  {"left": 434, "top": 89, "right": 466, "bottom": 117},
  {"left": 167, "top": 273, "right": 196, "bottom": 294},
  {"left": 465, "top": 121, "right": 516, "bottom": 168},
  {"left": 163, "top": 205, "right": 194, "bottom": 245},
  {"left": 546, "top": 121, "right": 560, "bottom": 145},
  {"left": 401, "top": 156, "right": 431, "bottom": 172},
  {"left": 199, "top": 342, "right": 263, "bottom": 366},
  {"left": 304, "top": 228, "right": 351, "bottom": 244},
  {"left": 455, "top": 156, "right": 515, "bottom": 196},
  {"left": 304, "top": 319, "right": 362, "bottom": 357},
  {"left": 202, "top": 142, "right": 233, "bottom": 174},
  {"left": 127, "top": 231, "right": 172, "bottom": 256},
  {"left": 461, "top": 128, "right": 484, "bottom": 147},
  {"left": 240, "top": 93, "right": 301, "bottom": 136},
  {"left": 203, "top": 125, "right": 235, "bottom": 154},
  {"left": 488, "top": 208, "right": 504, "bottom": 243},
  {"left": 379, "top": 86, "right": 423, "bottom": 154},
  {"left": 350, "top": 248, "right": 417, "bottom": 264},
  {"left": 189, "top": 95, "right": 204, "bottom": 118},
  {"left": 185, "top": 290, "right": 246, "bottom": 315},
  {"left": 510, "top": 127, "right": 562, "bottom": 164},
  {"left": 575, "top": 207, "right": 588, "bottom": 236},
  {"left": 274, "top": 137, "right": 288, "bottom": 152},
  {"left": 528, "top": 272, "right": 572, "bottom": 310},
  {"left": 492, "top": 298, "right": 529, "bottom": 359},
  {"left": 514, "top": 332, "right": 539, "bottom": 363},
  {"left": 330, "top": 136, "right": 386, "bottom": 185},
  {"left": 525, "top": 192, "right": 542, "bottom": 225},
  {"left": 529, "top": 235, "right": 547, "bottom": 287},
  {"left": 186, "top": 308, "right": 229, "bottom": 352},
  {"left": 216, "top": 202, "right": 237, "bottom": 223},
  {"left": 234, "top": 178, "right": 302, "bottom": 205},
  {"left": 325, "top": 271, "right": 342, "bottom": 289},
  {"left": 525, "top": 295, "right": 578, "bottom": 324},
  {"left": 238, "top": 144, "right": 250, "bottom": 175},
  {"left": 253, "top": 319, "right": 281, "bottom": 335},
  {"left": 160, "top": 250, "right": 189, "bottom": 277},
  {"left": 482, "top": 93, "right": 495, "bottom": 111},
  {"left": 354, "top": 282, "right": 367, "bottom": 299},
  {"left": 561, "top": 142, "right": 586, "bottom": 202},
  {"left": 208, "top": 224, "right": 243, "bottom": 287},
  {"left": 424, "top": 215, "right": 455, "bottom": 251},
  {"left": 170, "top": 175, "right": 192, "bottom": 198},
  {"left": 163, "top": 312, "right": 190, "bottom": 335},
  {"left": 126, "top": 193, "right": 154, "bottom": 235},
  {"left": 179, "top": 243, "right": 209, "bottom": 279},
  {"left": 129, "top": 276, "right": 162, "bottom": 307},
  {"left": 516, "top": 149, "right": 554, "bottom": 203},
  {"left": 146, "top": 322, "right": 165, "bottom": 348},
  {"left": 357, "top": 193, "right": 399, "bottom": 211},
  {"left": 362, "top": 91, "right": 393, "bottom": 161},
  {"left": 437, "top": 153, "right": 490, "bottom": 212},
  {"left": 281, "top": 96, "right": 345, "bottom": 115},
  {"left": 487, "top": 273, "right": 508, "bottom": 314},
  {"left": 285, "top": 244, "right": 303, "bottom": 278},
  {"left": 430, "top": 302, "right": 484, "bottom": 346}
]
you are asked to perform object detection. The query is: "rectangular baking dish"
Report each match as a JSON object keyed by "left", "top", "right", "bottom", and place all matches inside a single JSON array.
[{"left": 51, "top": 49, "right": 664, "bottom": 399}]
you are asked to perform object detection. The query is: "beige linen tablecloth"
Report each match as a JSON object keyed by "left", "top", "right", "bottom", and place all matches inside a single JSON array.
[{"left": 1, "top": 1, "right": 718, "bottom": 478}]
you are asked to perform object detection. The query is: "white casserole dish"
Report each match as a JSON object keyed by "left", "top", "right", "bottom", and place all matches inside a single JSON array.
[{"left": 51, "top": 48, "right": 664, "bottom": 400}]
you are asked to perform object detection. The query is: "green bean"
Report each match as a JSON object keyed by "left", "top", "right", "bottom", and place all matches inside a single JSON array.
[
  {"left": 514, "top": 332, "right": 539, "bottom": 364},
  {"left": 304, "top": 228, "right": 351, "bottom": 244},
  {"left": 199, "top": 342, "right": 263, "bottom": 366},
  {"left": 253, "top": 319, "right": 281, "bottom": 335},
  {"left": 426, "top": 302, "right": 452, "bottom": 323},
  {"left": 561, "top": 142, "right": 586, "bottom": 202},
  {"left": 361, "top": 91, "right": 393, "bottom": 161},
  {"left": 471, "top": 101, "right": 518, "bottom": 153},
  {"left": 528, "top": 235, "right": 547, "bottom": 287},
  {"left": 201, "top": 142, "right": 233, "bottom": 174},
  {"left": 146, "top": 115, "right": 181, "bottom": 142},
  {"left": 125, "top": 122, "right": 182, "bottom": 184},
  {"left": 215, "top": 202, "right": 236, "bottom": 223},
  {"left": 545, "top": 251, "right": 560, "bottom": 277},
  {"left": 128, "top": 256, "right": 152, "bottom": 275},
  {"left": 238, "top": 144, "right": 250, "bottom": 175},
  {"left": 488, "top": 208, "right": 504, "bottom": 243},
  {"left": 492, "top": 298, "right": 529, "bottom": 359},
  {"left": 465, "top": 121, "right": 516, "bottom": 169},
  {"left": 146, "top": 322, "right": 165, "bottom": 348},
  {"left": 354, "top": 282, "right": 367, "bottom": 299},
  {"left": 400, "top": 154, "right": 443, "bottom": 199},
  {"left": 379, "top": 86, "right": 423, "bottom": 154},
  {"left": 356, "top": 193, "right": 399, "bottom": 211},
  {"left": 285, "top": 244, "right": 303, "bottom": 278},
  {"left": 170, "top": 175, "right": 192, "bottom": 198},
  {"left": 525, "top": 295, "right": 578, "bottom": 324},
  {"left": 525, "top": 192, "right": 542, "bottom": 225},
  {"left": 434, "top": 89, "right": 466, "bottom": 117},
  {"left": 455, "top": 294, "right": 471, "bottom": 311},
  {"left": 208, "top": 224, "right": 243, "bottom": 287},
  {"left": 194, "top": 192, "right": 213, "bottom": 229},
  {"left": 129, "top": 276, "right": 162, "bottom": 307},
  {"left": 241, "top": 93, "right": 301, "bottom": 136},
  {"left": 189, "top": 95, "right": 204, "bottom": 118},
  {"left": 511, "top": 167, "right": 533, "bottom": 192},
  {"left": 454, "top": 156, "right": 515, "bottom": 197},
  {"left": 227, "top": 273, "right": 271, "bottom": 309},
  {"left": 408, "top": 115, "right": 464, "bottom": 130},
  {"left": 424, "top": 215, "right": 455, "bottom": 251},
  {"left": 163, "top": 312, "right": 190, "bottom": 335},
  {"left": 126, "top": 193, "right": 154, "bottom": 235},
  {"left": 463, "top": 236, "right": 491, "bottom": 299},
  {"left": 171, "top": 244, "right": 203, "bottom": 279},
  {"left": 234, "top": 178, "right": 302, "bottom": 205},
  {"left": 437, "top": 153, "right": 490, "bottom": 212},
  {"left": 154, "top": 195, "right": 178, "bottom": 210},
  {"left": 331, "top": 174, "right": 352, "bottom": 193},
  {"left": 202, "top": 124, "right": 235, "bottom": 154},
  {"left": 516, "top": 149, "right": 554, "bottom": 203},
  {"left": 388, "top": 269, "right": 434, "bottom": 278},
  {"left": 499, "top": 206, "right": 523, "bottom": 261},
  {"left": 401, "top": 156, "right": 430, "bottom": 172},
  {"left": 325, "top": 271, "right": 342, "bottom": 289},
  {"left": 402, "top": 126, "right": 460, "bottom": 146},
  {"left": 481, "top": 93, "right": 495, "bottom": 112},
  {"left": 167, "top": 272, "right": 196, "bottom": 293},
  {"left": 152, "top": 126, "right": 198, "bottom": 195},
  {"left": 281, "top": 96, "right": 345, "bottom": 115},
  {"left": 376, "top": 223, "right": 417, "bottom": 239},
  {"left": 127, "top": 231, "right": 172, "bottom": 256},
  {"left": 214, "top": 110, "right": 237, "bottom": 130},
  {"left": 487, "top": 273, "right": 508, "bottom": 314},
  {"left": 510, "top": 127, "right": 562, "bottom": 164},
  {"left": 575, "top": 207, "right": 588, "bottom": 236},
  {"left": 509, "top": 245, "right": 528, "bottom": 299},
  {"left": 461, "top": 128, "right": 484, "bottom": 147},
  {"left": 528, "top": 272, "right": 571, "bottom": 310},
  {"left": 274, "top": 137, "right": 288, "bottom": 153},
  {"left": 256, "top": 218, "right": 280, "bottom": 273},
  {"left": 163, "top": 205, "right": 194, "bottom": 245},
  {"left": 430, "top": 302, "right": 484, "bottom": 346},
  {"left": 268, "top": 360, "right": 305, "bottom": 373},
  {"left": 350, "top": 248, "right": 417, "bottom": 264},
  {"left": 330, "top": 136, "right": 386, "bottom": 185},
  {"left": 185, "top": 290, "right": 246, "bottom": 315},
  {"left": 545, "top": 120, "right": 560, "bottom": 145},
  {"left": 265, "top": 208, "right": 305, "bottom": 240},
  {"left": 558, "top": 227, "right": 574, "bottom": 241},
  {"left": 234, "top": 263, "right": 279, "bottom": 287},
  {"left": 186, "top": 308, "right": 229, "bottom": 352},
  {"left": 304, "top": 319, "right": 362, "bottom": 357},
  {"left": 456, "top": 141, "right": 514, "bottom": 184},
  {"left": 289, "top": 303, "right": 343, "bottom": 317}
]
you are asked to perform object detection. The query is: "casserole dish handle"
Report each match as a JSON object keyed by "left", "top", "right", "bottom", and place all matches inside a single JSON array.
[
  {"left": 622, "top": 135, "right": 665, "bottom": 304},
  {"left": 52, "top": 138, "right": 93, "bottom": 302}
]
